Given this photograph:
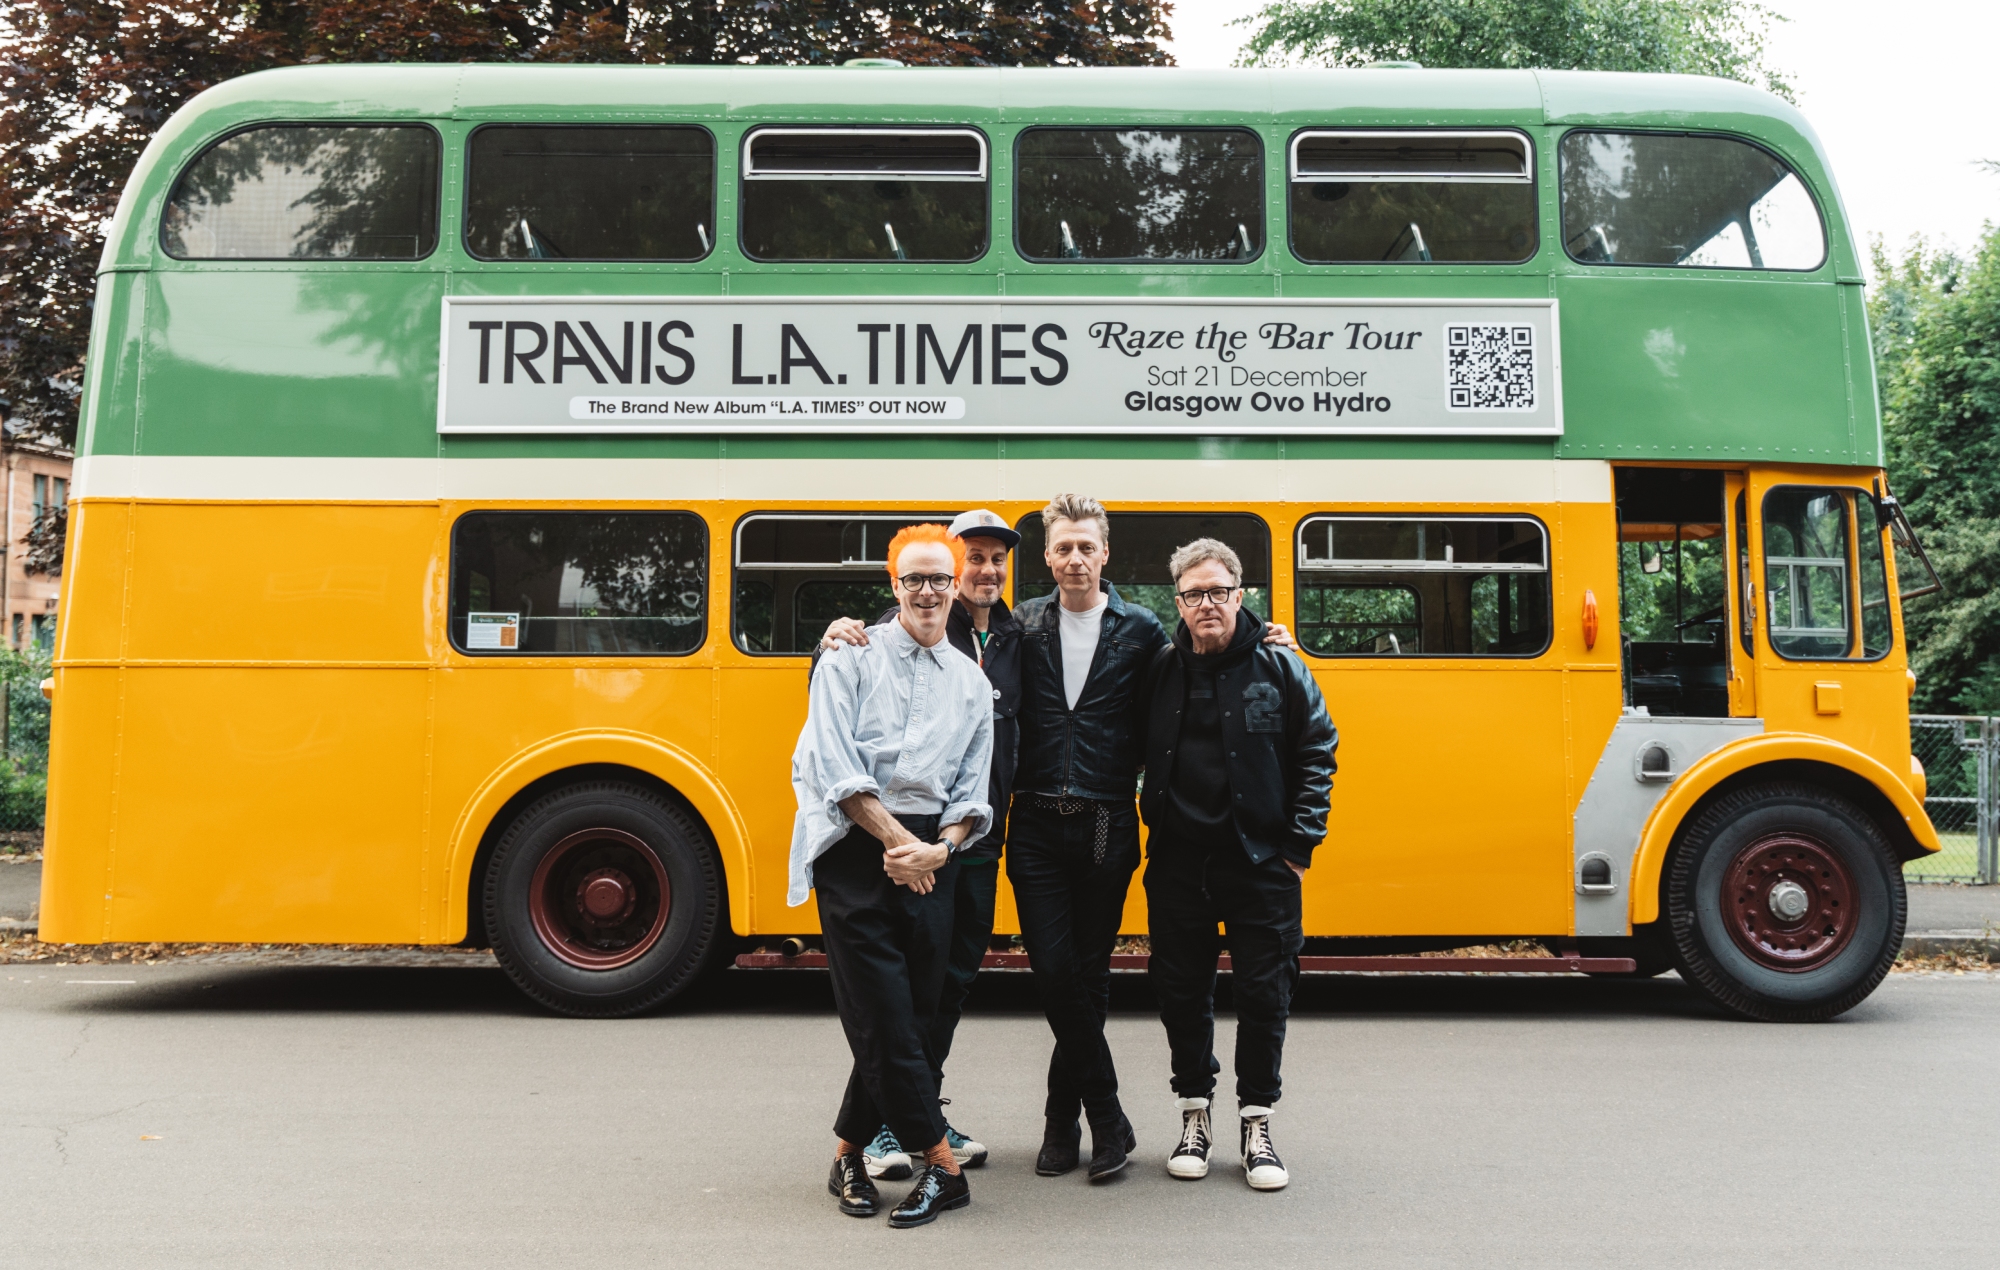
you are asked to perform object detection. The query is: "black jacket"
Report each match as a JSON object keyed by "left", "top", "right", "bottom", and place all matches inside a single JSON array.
[
  {"left": 1139, "top": 608, "right": 1338, "bottom": 869},
  {"left": 808, "top": 599, "right": 1021, "bottom": 860},
  {"left": 1015, "top": 582, "right": 1171, "bottom": 803}
]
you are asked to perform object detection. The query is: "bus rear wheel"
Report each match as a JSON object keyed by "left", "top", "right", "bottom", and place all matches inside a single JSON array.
[
  {"left": 484, "top": 781, "right": 724, "bottom": 1018},
  {"left": 1664, "top": 781, "right": 1905, "bottom": 1023}
]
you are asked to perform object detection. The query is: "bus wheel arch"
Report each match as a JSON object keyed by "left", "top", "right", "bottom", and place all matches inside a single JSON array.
[{"left": 446, "top": 734, "right": 753, "bottom": 950}]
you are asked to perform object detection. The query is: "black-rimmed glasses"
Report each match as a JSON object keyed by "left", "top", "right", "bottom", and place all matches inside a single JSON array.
[
  {"left": 1175, "top": 586, "right": 1240, "bottom": 607},
  {"left": 897, "top": 573, "right": 957, "bottom": 592}
]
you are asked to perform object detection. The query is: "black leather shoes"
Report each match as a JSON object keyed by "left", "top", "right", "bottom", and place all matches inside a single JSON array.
[
  {"left": 1036, "top": 1117, "right": 1082, "bottom": 1176},
  {"left": 1087, "top": 1112, "right": 1137, "bottom": 1183},
  {"left": 828, "top": 1154, "right": 880, "bottom": 1217},
  {"left": 887, "top": 1164, "right": 969, "bottom": 1228}
]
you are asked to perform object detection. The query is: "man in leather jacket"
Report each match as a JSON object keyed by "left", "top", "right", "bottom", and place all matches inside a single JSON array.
[
  {"left": 811, "top": 509, "right": 1022, "bottom": 1178},
  {"left": 1136, "top": 538, "right": 1337, "bottom": 1195}
]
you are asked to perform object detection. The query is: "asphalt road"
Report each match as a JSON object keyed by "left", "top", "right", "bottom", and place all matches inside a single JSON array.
[{"left": 4, "top": 962, "right": 1997, "bottom": 1269}]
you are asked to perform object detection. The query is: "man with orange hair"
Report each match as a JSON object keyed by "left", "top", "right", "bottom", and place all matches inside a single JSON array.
[{"left": 790, "top": 522, "right": 994, "bottom": 1229}]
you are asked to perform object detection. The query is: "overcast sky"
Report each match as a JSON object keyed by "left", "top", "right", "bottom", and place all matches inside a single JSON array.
[{"left": 1163, "top": 0, "right": 2000, "bottom": 267}]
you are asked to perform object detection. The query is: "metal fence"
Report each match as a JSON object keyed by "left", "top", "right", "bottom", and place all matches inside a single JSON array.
[{"left": 1909, "top": 715, "right": 1998, "bottom": 884}]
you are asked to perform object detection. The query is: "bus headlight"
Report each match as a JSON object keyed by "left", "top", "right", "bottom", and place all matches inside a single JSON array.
[{"left": 1909, "top": 754, "right": 1927, "bottom": 802}]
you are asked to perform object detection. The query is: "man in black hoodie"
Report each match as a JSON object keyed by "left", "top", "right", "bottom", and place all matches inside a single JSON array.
[{"left": 1137, "top": 537, "right": 1337, "bottom": 1194}]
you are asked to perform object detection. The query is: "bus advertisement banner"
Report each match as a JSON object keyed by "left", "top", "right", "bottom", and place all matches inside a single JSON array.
[{"left": 436, "top": 296, "right": 1561, "bottom": 437}]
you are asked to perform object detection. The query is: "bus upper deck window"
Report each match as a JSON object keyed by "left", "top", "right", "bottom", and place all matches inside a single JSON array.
[
  {"left": 1289, "top": 131, "right": 1536, "bottom": 264},
  {"left": 465, "top": 126, "right": 715, "bottom": 261},
  {"left": 1559, "top": 131, "right": 1826, "bottom": 270},
  {"left": 739, "top": 129, "right": 988, "bottom": 263},
  {"left": 449, "top": 511, "right": 707, "bottom": 656},
  {"left": 1015, "top": 128, "right": 1263, "bottom": 263},
  {"left": 732, "top": 513, "right": 957, "bottom": 654},
  {"left": 162, "top": 124, "right": 440, "bottom": 260},
  {"left": 1295, "top": 516, "right": 1550, "bottom": 657}
]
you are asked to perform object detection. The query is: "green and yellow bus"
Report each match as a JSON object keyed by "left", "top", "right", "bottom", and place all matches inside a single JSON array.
[{"left": 43, "top": 63, "right": 1941, "bottom": 1022}]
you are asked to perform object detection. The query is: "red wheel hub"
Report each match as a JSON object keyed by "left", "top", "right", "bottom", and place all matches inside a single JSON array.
[
  {"left": 1722, "top": 832, "right": 1856, "bottom": 972},
  {"left": 527, "top": 829, "right": 672, "bottom": 970}
]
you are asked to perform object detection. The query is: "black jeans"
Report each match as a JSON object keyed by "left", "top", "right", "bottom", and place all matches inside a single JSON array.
[
  {"left": 814, "top": 814, "right": 955, "bottom": 1152},
  {"left": 1005, "top": 797, "right": 1141, "bottom": 1126},
  {"left": 929, "top": 858, "right": 998, "bottom": 1092},
  {"left": 1144, "top": 831, "right": 1303, "bottom": 1109}
]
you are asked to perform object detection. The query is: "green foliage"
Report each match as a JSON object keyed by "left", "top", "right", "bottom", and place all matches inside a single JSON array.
[
  {"left": 1236, "top": 0, "right": 1793, "bottom": 100},
  {"left": 0, "top": 647, "right": 52, "bottom": 830},
  {"left": 1868, "top": 228, "right": 2000, "bottom": 714}
]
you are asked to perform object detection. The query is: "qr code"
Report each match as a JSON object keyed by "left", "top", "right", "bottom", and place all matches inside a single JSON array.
[{"left": 1445, "top": 324, "right": 1537, "bottom": 411}]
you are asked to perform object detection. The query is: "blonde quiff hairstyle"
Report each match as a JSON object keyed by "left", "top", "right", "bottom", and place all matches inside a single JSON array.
[{"left": 1040, "top": 493, "right": 1110, "bottom": 541}]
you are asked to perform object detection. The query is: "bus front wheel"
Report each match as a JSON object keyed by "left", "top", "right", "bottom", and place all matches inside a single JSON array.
[
  {"left": 484, "top": 781, "right": 725, "bottom": 1017},
  {"left": 1664, "top": 781, "right": 1905, "bottom": 1023}
]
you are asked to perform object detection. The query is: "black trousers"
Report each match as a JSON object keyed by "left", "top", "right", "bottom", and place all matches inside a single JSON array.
[
  {"left": 1005, "top": 797, "right": 1141, "bottom": 1125},
  {"left": 928, "top": 857, "right": 998, "bottom": 1091},
  {"left": 814, "top": 814, "right": 955, "bottom": 1151},
  {"left": 1144, "top": 831, "right": 1303, "bottom": 1109}
]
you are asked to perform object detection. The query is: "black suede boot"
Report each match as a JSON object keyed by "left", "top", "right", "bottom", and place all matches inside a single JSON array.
[
  {"left": 1086, "top": 1109, "right": 1136, "bottom": 1182},
  {"left": 1036, "top": 1117, "right": 1082, "bottom": 1176}
]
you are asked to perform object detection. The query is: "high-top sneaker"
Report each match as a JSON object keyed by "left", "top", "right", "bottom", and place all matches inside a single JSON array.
[
  {"left": 1167, "top": 1096, "right": 1213, "bottom": 1180},
  {"left": 1239, "top": 1106, "right": 1289, "bottom": 1191}
]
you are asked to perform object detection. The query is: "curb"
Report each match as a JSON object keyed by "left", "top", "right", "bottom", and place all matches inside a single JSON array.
[
  {"left": 0, "top": 919, "right": 35, "bottom": 935},
  {"left": 1901, "top": 932, "right": 2000, "bottom": 961}
]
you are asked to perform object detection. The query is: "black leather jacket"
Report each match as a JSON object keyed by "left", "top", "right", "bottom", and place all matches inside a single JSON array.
[
  {"left": 1015, "top": 583, "right": 1170, "bottom": 802},
  {"left": 1139, "top": 608, "right": 1338, "bottom": 868},
  {"left": 809, "top": 599, "right": 1021, "bottom": 860}
]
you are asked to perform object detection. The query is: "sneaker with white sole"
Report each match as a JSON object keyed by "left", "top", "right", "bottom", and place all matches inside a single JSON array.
[
  {"left": 1239, "top": 1106, "right": 1289, "bottom": 1191},
  {"left": 1166, "top": 1096, "right": 1213, "bottom": 1179},
  {"left": 863, "top": 1125, "right": 913, "bottom": 1181},
  {"left": 940, "top": 1100, "right": 988, "bottom": 1168}
]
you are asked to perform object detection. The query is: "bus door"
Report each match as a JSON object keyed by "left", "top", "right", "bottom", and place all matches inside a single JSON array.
[
  {"left": 1293, "top": 513, "right": 1572, "bottom": 936},
  {"left": 1741, "top": 471, "right": 1900, "bottom": 751},
  {"left": 1613, "top": 467, "right": 1749, "bottom": 719}
]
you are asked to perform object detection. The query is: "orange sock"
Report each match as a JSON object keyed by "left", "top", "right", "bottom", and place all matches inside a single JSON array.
[
  {"left": 924, "top": 1138, "right": 961, "bottom": 1175},
  {"left": 836, "top": 1138, "right": 863, "bottom": 1158}
]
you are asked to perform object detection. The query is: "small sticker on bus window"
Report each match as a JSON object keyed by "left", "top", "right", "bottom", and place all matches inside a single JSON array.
[{"left": 467, "top": 612, "right": 521, "bottom": 650}]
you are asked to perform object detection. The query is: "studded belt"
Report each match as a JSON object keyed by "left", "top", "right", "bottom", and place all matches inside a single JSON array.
[{"left": 1028, "top": 794, "right": 1115, "bottom": 865}]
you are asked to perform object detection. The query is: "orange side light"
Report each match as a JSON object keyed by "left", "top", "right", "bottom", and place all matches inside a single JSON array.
[{"left": 1582, "top": 589, "right": 1599, "bottom": 651}]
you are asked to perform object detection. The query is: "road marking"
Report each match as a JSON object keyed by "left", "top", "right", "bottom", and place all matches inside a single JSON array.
[{"left": 66, "top": 979, "right": 136, "bottom": 984}]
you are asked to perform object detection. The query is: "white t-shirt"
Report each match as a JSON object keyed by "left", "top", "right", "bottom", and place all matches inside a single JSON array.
[{"left": 1057, "top": 595, "right": 1109, "bottom": 710}]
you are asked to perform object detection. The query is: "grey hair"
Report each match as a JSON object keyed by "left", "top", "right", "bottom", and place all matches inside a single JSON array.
[
  {"left": 1169, "top": 537, "right": 1243, "bottom": 586},
  {"left": 1041, "top": 493, "right": 1110, "bottom": 541}
]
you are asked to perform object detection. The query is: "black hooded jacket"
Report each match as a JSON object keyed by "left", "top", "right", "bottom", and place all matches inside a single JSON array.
[{"left": 1138, "top": 607, "right": 1339, "bottom": 869}]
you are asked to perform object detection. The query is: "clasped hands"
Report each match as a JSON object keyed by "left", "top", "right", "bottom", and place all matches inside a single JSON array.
[{"left": 882, "top": 839, "right": 951, "bottom": 893}]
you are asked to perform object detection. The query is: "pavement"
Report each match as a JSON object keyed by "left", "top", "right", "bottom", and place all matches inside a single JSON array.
[{"left": 4, "top": 960, "right": 1999, "bottom": 1268}]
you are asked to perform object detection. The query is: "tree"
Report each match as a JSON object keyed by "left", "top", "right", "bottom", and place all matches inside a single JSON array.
[
  {"left": 0, "top": 2, "right": 1172, "bottom": 452},
  {"left": 1235, "top": 0, "right": 1792, "bottom": 101},
  {"left": 1869, "top": 229, "right": 2000, "bottom": 714}
]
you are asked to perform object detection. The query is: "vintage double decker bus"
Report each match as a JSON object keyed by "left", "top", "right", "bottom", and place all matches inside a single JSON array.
[{"left": 42, "top": 63, "right": 1939, "bottom": 1022}]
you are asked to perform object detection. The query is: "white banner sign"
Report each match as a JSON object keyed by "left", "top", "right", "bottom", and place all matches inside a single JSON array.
[{"left": 437, "top": 296, "right": 1561, "bottom": 436}]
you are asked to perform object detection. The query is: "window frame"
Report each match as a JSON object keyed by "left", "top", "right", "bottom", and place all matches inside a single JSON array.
[
  {"left": 737, "top": 126, "right": 991, "bottom": 265},
  {"left": 460, "top": 122, "right": 718, "bottom": 264},
  {"left": 1294, "top": 512, "right": 1553, "bottom": 660},
  {"left": 160, "top": 121, "right": 444, "bottom": 263},
  {"left": 1286, "top": 127, "right": 1539, "bottom": 266},
  {"left": 1011, "top": 124, "right": 1268, "bottom": 266},
  {"left": 730, "top": 510, "right": 961, "bottom": 657},
  {"left": 1759, "top": 484, "right": 1893, "bottom": 663},
  {"left": 446, "top": 508, "right": 710, "bottom": 660},
  {"left": 1556, "top": 127, "right": 1830, "bottom": 274}
]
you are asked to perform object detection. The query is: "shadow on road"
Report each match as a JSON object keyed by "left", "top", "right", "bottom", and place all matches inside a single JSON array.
[{"left": 49, "top": 960, "right": 1720, "bottom": 1023}]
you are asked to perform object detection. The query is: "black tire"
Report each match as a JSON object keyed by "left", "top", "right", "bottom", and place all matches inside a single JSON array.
[
  {"left": 483, "top": 781, "right": 725, "bottom": 1018},
  {"left": 1664, "top": 781, "right": 1905, "bottom": 1023}
]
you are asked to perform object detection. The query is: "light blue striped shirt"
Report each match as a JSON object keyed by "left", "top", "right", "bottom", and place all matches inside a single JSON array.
[{"left": 788, "top": 616, "right": 994, "bottom": 906}]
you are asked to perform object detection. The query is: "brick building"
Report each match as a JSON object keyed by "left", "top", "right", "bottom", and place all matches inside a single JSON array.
[{"left": 0, "top": 424, "right": 71, "bottom": 652}]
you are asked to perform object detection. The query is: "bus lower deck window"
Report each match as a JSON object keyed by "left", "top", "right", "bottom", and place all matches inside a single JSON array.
[
  {"left": 465, "top": 126, "right": 715, "bottom": 261},
  {"left": 1560, "top": 130, "right": 1826, "bottom": 269},
  {"left": 162, "top": 124, "right": 440, "bottom": 260},
  {"left": 1013, "top": 512, "right": 1271, "bottom": 632},
  {"left": 449, "top": 512, "right": 706, "bottom": 656},
  {"left": 732, "top": 514, "right": 957, "bottom": 654},
  {"left": 1015, "top": 128, "right": 1263, "bottom": 263},
  {"left": 1289, "top": 130, "right": 1537, "bottom": 264},
  {"left": 1763, "top": 487, "right": 1890, "bottom": 661},
  {"left": 1296, "top": 516, "right": 1550, "bottom": 657},
  {"left": 739, "top": 129, "right": 988, "bottom": 263}
]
